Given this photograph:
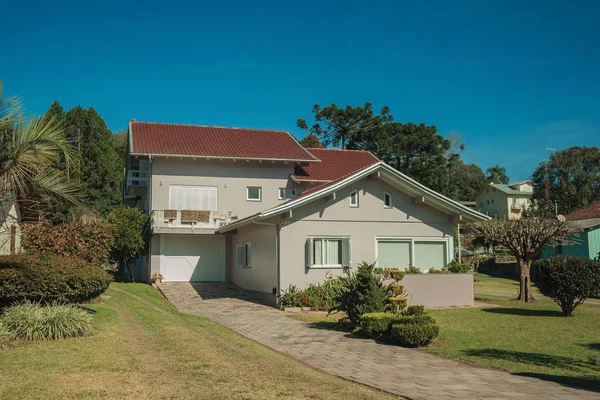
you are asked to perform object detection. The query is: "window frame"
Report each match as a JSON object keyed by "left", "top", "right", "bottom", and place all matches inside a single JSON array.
[
  {"left": 349, "top": 190, "right": 359, "bottom": 208},
  {"left": 375, "top": 236, "right": 452, "bottom": 269},
  {"left": 246, "top": 186, "right": 262, "bottom": 202},
  {"left": 306, "top": 235, "right": 351, "bottom": 269},
  {"left": 235, "top": 242, "right": 252, "bottom": 267},
  {"left": 278, "top": 188, "right": 286, "bottom": 200},
  {"left": 384, "top": 191, "right": 392, "bottom": 208}
]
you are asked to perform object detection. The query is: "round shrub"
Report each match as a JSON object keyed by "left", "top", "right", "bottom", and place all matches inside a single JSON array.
[
  {"left": 359, "top": 312, "right": 395, "bottom": 338},
  {"left": 391, "top": 314, "right": 436, "bottom": 326},
  {"left": 391, "top": 322, "right": 439, "bottom": 347},
  {"left": 1, "top": 302, "right": 92, "bottom": 340},
  {"left": 0, "top": 255, "right": 113, "bottom": 306},
  {"left": 403, "top": 305, "right": 426, "bottom": 316},
  {"left": 532, "top": 256, "right": 600, "bottom": 316}
]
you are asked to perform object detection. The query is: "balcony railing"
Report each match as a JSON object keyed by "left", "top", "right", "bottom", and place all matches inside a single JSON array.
[
  {"left": 151, "top": 209, "right": 235, "bottom": 231},
  {"left": 127, "top": 169, "right": 149, "bottom": 187}
]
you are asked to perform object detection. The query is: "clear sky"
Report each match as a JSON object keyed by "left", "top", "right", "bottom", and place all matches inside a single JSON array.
[{"left": 2, "top": 0, "right": 599, "bottom": 181}]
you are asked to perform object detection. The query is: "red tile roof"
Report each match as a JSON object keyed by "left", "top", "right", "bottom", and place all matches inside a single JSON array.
[
  {"left": 294, "top": 148, "right": 379, "bottom": 182},
  {"left": 566, "top": 202, "right": 600, "bottom": 221},
  {"left": 130, "top": 122, "right": 319, "bottom": 162}
]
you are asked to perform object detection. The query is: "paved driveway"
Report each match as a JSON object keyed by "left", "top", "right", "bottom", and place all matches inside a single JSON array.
[{"left": 159, "top": 282, "right": 598, "bottom": 400}]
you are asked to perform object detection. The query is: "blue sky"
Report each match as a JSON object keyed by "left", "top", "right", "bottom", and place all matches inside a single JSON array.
[{"left": 1, "top": 0, "right": 599, "bottom": 181}]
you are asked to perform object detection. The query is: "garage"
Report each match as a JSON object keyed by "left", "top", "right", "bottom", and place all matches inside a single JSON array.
[{"left": 162, "top": 235, "right": 225, "bottom": 282}]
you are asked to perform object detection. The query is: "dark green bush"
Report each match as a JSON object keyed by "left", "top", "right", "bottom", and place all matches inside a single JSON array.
[
  {"left": 0, "top": 255, "right": 113, "bottom": 306},
  {"left": 331, "top": 261, "right": 389, "bottom": 327},
  {"left": 403, "top": 305, "right": 426, "bottom": 316},
  {"left": 448, "top": 259, "right": 470, "bottom": 273},
  {"left": 391, "top": 322, "right": 439, "bottom": 347},
  {"left": 1, "top": 302, "right": 92, "bottom": 340},
  {"left": 532, "top": 256, "right": 600, "bottom": 316},
  {"left": 358, "top": 312, "right": 395, "bottom": 338}
]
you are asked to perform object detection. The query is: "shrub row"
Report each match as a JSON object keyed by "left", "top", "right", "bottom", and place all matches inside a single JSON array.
[
  {"left": 280, "top": 278, "right": 345, "bottom": 311},
  {"left": 0, "top": 255, "right": 113, "bottom": 306},
  {"left": 0, "top": 302, "right": 92, "bottom": 341},
  {"left": 359, "top": 305, "right": 438, "bottom": 347}
]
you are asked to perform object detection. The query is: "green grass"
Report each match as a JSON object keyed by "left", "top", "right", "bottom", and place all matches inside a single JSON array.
[
  {"left": 426, "top": 295, "right": 600, "bottom": 391},
  {"left": 474, "top": 272, "right": 541, "bottom": 297},
  {"left": 0, "top": 283, "right": 395, "bottom": 400}
]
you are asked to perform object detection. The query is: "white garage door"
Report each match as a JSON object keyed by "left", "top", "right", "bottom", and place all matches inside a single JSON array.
[{"left": 163, "top": 235, "right": 225, "bottom": 282}]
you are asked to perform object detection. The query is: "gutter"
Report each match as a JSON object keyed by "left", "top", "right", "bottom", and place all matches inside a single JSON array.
[{"left": 129, "top": 153, "right": 321, "bottom": 164}]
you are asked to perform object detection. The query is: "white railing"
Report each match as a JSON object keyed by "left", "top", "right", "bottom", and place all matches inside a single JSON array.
[
  {"left": 151, "top": 209, "right": 233, "bottom": 231},
  {"left": 127, "top": 170, "right": 149, "bottom": 187}
]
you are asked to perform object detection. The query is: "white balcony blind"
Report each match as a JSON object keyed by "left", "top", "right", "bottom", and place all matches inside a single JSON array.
[
  {"left": 414, "top": 241, "right": 447, "bottom": 269},
  {"left": 169, "top": 186, "right": 217, "bottom": 211}
]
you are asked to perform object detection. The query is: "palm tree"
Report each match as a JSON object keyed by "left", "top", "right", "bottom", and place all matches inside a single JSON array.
[
  {"left": 0, "top": 82, "right": 80, "bottom": 221},
  {"left": 485, "top": 165, "right": 510, "bottom": 184}
]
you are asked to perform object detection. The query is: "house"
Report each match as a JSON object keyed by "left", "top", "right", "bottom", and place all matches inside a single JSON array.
[
  {"left": 0, "top": 191, "right": 21, "bottom": 256},
  {"left": 124, "top": 121, "right": 490, "bottom": 303},
  {"left": 542, "top": 202, "right": 600, "bottom": 260},
  {"left": 474, "top": 181, "right": 533, "bottom": 219}
]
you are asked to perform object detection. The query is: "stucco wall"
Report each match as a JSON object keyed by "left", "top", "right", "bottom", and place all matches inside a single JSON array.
[
  {"left": 0, "top": 203, "right": 20, "bottom": 256},
  {"left": 279, "top": 177, "right": 455, "bottom": 290},
  {"left": 229, "top": 223, "right": 278, "bottom": 294},
  {"left": 151, "top": 158, "right": 299, "bottom": 219},
  {"left": 384, "top": 274, "right": 474, "bottom": 307}
]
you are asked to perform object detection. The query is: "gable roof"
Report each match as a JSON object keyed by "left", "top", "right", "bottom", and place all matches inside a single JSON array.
[
  {"left": 129, "top": 121, "right": 319, "bottom": 162},
  {"left": 293, "top": 148, "right": 379, "bottom": 182},
  {"left": 566, "top": 202, "right": 600, "bottom": 221},
  {"left": 219, "top": 162, "right": 490, "bottom": 233}
]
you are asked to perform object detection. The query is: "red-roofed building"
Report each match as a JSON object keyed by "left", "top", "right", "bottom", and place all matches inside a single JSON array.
[{"left": 125, "top": 120, "right": 488, "bottom": 307}]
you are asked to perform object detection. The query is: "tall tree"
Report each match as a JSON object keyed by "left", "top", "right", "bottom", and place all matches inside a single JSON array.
[
  {"left": 297, "top": 103, "right": 393, "bottom": 149},
  {"left": 485, "top": 165, "right": 510, "bottom": 184},
  {"left": 298, "top": 132, "right": 325, "bottom": 148},
  {"left": 449, "top": 161, "right": 487, "bottom": 201},
  {"left": 531, "top": 146, "right": 600, "bottom": 215},
  {"left": 43, "top": 103, "right": 123, "bottom": 217},
  {"left": 473, "top": 218, "right": 581, "bottom": 302}
]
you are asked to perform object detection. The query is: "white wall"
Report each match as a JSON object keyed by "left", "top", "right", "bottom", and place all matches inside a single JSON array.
[
  {"left": 279, "top": 178, "right": 455, "bottom": 290},
  {"left": 151, "top": 158, "right": 299, "bottom": 220}
]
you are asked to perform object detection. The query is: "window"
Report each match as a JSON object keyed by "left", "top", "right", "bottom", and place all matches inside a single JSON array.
[
  {"left": 169, "top": 185, "right": 217, "bottom": 210},
  {"left": 247, "top": 186, "right": 262, "bottom": 201},
  {"left": 384, "top": 192, "right": 392, "bottom": 208},
  {"left": 307, "top": 237, "right": 351, "bottom": 268},
  {"left": 349, "top": 190, "right": 358, "bottom": 207},
  {"left": 479, "top": 200, "right": 484, "bottom": 207},
  {"left": 236, "top": 242, "right": 251, "bottom": 267},
  {"left": 278, "top": 188, "right": 285, "bottom": 200},
  {"left": 487, "top": 200, "right": 489, "bottom": 205},
  {"left": 491, "top": 199, "right": 494, "bottom": 204},
  {"left": 376, "top": 238, "right": 450, "bottom": 270},
  {"left": 290, "top": 188, "right": 298, "bottom": 197}
]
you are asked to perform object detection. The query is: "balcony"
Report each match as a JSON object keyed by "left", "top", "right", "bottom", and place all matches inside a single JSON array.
[
  {"left": 126, "top": 169, "right": 149, "bottom": 197},
  {"left": 151, "top": 209, "right": 237, "bottom": 234}
]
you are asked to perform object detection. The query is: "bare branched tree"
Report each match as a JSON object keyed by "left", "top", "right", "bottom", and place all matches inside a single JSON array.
[{"left": 472, "top": 218, "right": 582, "bottom": 302}]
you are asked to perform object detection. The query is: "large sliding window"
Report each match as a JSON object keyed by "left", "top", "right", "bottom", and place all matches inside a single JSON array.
[
  {"left": 169, "top": 185, "right": 218, "bottom": 211},
  {"left": 377, "top": 238, "right": 450, "bottom": 270},
  {"left": 306, "top": 237, "right": 351, "bottom": 268}
]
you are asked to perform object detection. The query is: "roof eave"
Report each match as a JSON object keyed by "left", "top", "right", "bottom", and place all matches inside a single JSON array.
[{"left": 129, "top": 152, "right": 320, "bottom": 163}]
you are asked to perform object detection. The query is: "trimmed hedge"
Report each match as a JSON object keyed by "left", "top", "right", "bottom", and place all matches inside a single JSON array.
[
  {"left": 392, "top": 314, "right": 436, "bottom": 326},
  {"left": 359, "top": 312, "right": 395, "bottom": 338},
  {"left": 404, "top": 305, "right": 426, "bottom": 316},
  {"left": 391, "top": 322, "right": 439, "bottom": 347},
  {"left": 0, "top": 255, "right": 113, "bottom": 306}
]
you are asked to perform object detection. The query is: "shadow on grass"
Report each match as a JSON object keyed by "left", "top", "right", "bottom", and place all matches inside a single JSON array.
[
  {"left": 482, "top": 308, "right": 563, "bottom": 317},
  {"left": 582, "top": 343, "right": 600, "bottom": 351},
  {"left": 515, "top": 372, "right": 600, "bottom": 393}
]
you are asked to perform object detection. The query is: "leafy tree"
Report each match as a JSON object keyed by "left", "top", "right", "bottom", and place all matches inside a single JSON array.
[
  {"left": 106, "top": 205, "right": 149, "bottom": 282},
  {"left": 298, "top": 132, "right": 325, "bottom": 148},
  {"left": 0, "top": 83, "right": 80, "bottom": 221},
  {"left": 472, "top": 218, "right": 581, "bottom": 302},
  {"left": 532, "top": 256, "right": 600, "bottom": 316},
  {"left": 531, "top": 146, "right": 600, "bottom": 215},
  {"left": 485, "top": 165, "right": 509, "bottom": 184},
  {"left": 449, "top": 161, "right": 486, "bottom": 201},
  {"left": 297, "top": 103, "right": 393, "bottom": 149},
  {"left": 113, "top": 129, "right": 128, "bottom": 162},
  {"left": 330, "top": 261, "right": 389, "bottom": 327}
]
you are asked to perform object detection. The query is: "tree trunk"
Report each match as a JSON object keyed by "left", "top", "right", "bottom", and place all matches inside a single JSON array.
[{"left": 517, "top": 259, "right": 534, "bottom": 302}]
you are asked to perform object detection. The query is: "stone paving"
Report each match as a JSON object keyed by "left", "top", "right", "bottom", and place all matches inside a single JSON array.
[{"left": 159, "top": 282, "right": 599, "bottom": 400}]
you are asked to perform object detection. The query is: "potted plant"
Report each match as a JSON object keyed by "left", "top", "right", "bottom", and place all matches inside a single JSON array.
[{"left": 151, "top": 273, "right": 164, "bottom": 284}]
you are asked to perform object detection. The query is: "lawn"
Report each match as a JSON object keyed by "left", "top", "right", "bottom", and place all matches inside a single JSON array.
[
  {"left": 0, "top": 283, "right": 396, "bottom": 400},
  {"left": 473, "top": 272, "right": 541, "bottom": 297},
  {"left": 288, "top": 296, "right": 600, "bottom": 392}
]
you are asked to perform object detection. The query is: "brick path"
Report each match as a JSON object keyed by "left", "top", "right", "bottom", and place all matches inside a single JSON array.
[{"left": 159, "top": 282, "right": 598, "bottom": 400}]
